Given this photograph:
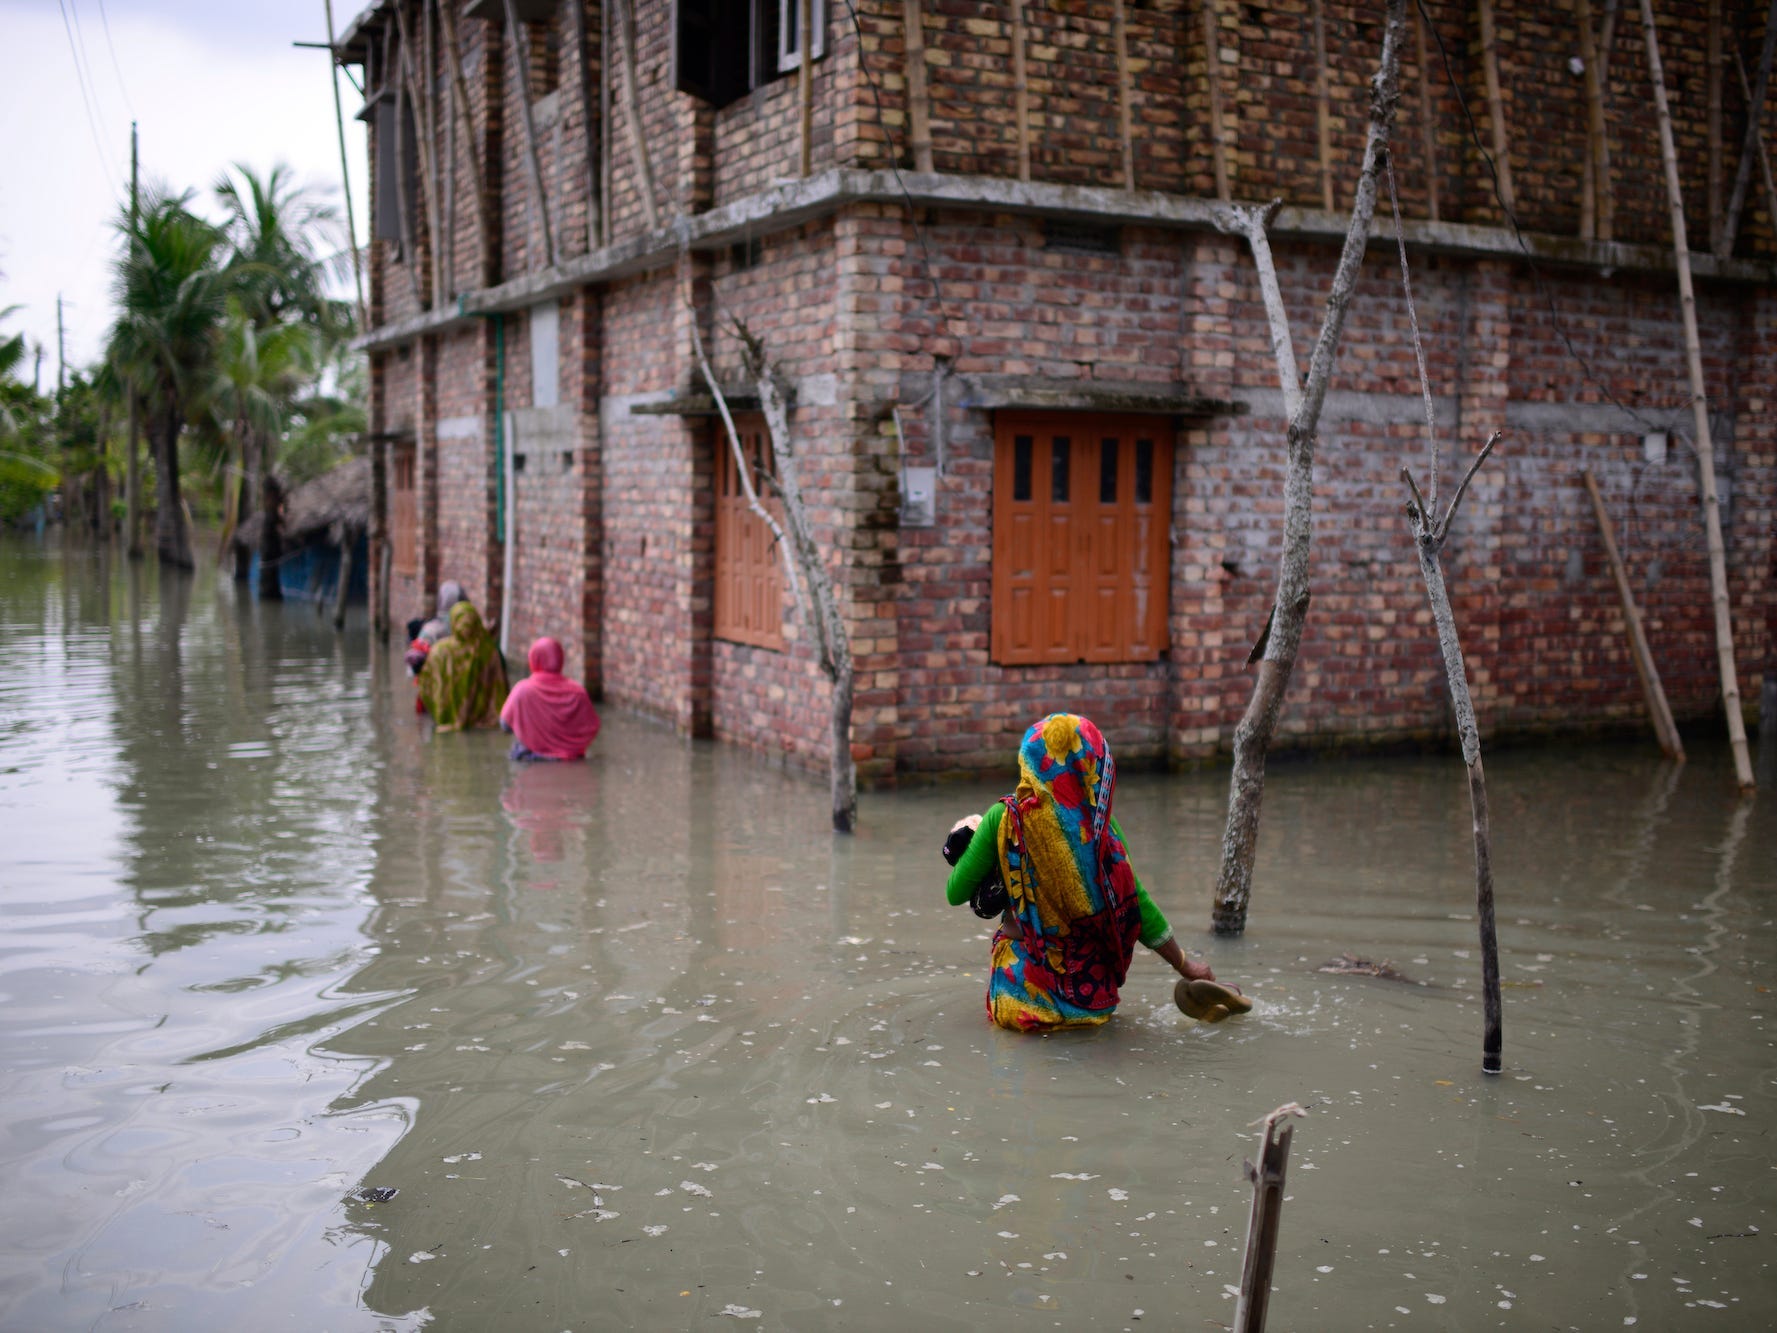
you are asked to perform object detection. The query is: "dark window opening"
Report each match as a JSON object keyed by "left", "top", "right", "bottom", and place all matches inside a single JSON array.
[
  {"left": 1050, "top": 436, "right": 1070, "bottom": 503},
  {"left": 1043, "top": 220, "right": 1122, "bottom": 256},
  {"left": 1099, "top": 438, "right": 1118, "bottom": 504},
  {"left": 1012, "top": 435, "right": 1032, "bottom": 502},
  {"left": 674, "top": 0, "right": 822, "bottom": 109},
  {"left": 1135, "top": 438, "right": 1154, "bottom": 504}
]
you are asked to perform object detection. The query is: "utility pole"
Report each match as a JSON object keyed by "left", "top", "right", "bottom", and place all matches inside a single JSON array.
[
  {"left": 125, "top": 120, "right": 142, "bottom": 560},
  {"left": 56, "top": 295, "right": 65, "bottom": 399},
  {"left": 322, "top": 1, "right": 367, "bottom": 331}
]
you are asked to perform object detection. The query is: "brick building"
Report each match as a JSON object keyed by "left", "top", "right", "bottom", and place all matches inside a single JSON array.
[{"left": 339, "top": 0, "right": 1774, "bottom": 783}]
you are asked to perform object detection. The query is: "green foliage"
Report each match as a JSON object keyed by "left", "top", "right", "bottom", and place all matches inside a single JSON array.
[{"left": 0, "top": 303, "right": 58, "bottom": 523}]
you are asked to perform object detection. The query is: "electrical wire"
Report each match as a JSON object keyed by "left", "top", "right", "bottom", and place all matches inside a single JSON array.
[
  {"left": 56, "top": 0, "right": 121, "bottom": 199},
  {"left": 92, "top": 0, "right": 137, "bottom": 117}
]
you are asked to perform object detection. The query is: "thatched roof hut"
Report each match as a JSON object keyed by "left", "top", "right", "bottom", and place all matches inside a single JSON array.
[{"left": 235, "top": 456, "right": 370, "bottom": 551}]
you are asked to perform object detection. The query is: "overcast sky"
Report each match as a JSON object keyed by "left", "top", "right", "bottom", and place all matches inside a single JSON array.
[{"left": 0, "top": 0, "right": 372, "bottom": 378}]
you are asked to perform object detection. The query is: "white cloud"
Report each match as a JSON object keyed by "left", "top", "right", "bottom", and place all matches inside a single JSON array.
[{"left": 0, "top": 2, "right": 369, "bottom": 371}]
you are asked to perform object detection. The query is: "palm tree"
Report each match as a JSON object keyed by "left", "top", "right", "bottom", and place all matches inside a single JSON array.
[
  {"left": 109, "top": 187, "right": 229, "bottom": 568},
  {"left": 211, "top": 300, "right": 317, "bottom": 597},
  {"left": 215, "top": 163, "right": 353, "bottom": 343}
]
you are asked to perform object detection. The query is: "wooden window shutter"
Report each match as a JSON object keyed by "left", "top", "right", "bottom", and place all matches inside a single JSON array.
[
  {"left": 391, "top": 446, "right": 418, "bottom": 576},
  {"left": 992, "top": 414, "right": 1172, "bottom": 665}
]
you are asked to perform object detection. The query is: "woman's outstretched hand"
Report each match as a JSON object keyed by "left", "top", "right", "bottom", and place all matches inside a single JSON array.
[{"left": 1154, "top": 936, "right": 1219, "bottom": 984}]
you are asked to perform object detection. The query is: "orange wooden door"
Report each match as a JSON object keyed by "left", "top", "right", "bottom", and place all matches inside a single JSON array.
[{"left": 993, "top": 415, "right": 1172, "bottom": 665}]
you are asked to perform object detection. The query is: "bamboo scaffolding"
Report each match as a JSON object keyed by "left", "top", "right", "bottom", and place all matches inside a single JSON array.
[
  {"left": 1011, "top": 0, "right": 1031, "bottom": 181},
  {"left": 502, "top": 0, "right": 555, "bottom": 268},
  {"left": 903, "top": 0, "right": 934, "bottom": 172},
  {"left": 613, "top": 0, "right": 660, "bottom": 232},
  {"left": 1577, "top": 0, "right": 1605, "bottom": 239},
  {"left": 1639, "top": 0, "right": 1756, "bottom": 790},
  {"left": 1113, "top": 0, "right": 1135, "bottom": 190},
  {"left": 1593, "top": 0, "right": 1621, "bottom": 241},
  {"left": 1413, "top": 3, "right": 1439, "bottom": 220},
  {"left": 1733, "top": 48, "right": 1777, "bottom": 239},
  {"left": 1313, "top": 0, "right": 1333, "bottom": 210},
  {"left": 437, "top": 0, "right": 494, "bottom": 285},
  {"left": 1708, "top": 0, "right": 1725, "bottom": 252},
  {"left": 1477, "top": 0, "right": 1516, "bottom": 214},
  {"left": 387, "top": 23, "right": 424, "bottom": 310},
  {"left": 394, "top": 2, "right": 443, "bottom": 305},
  {"left": 1582, "top": 469, "right": 1685, "bottom": 761},
  {"left": 568, "top": 0, "right": 601, "bottom": 249},
  {"left": 1722, "top": 2, "right": 1777, "bottom": 259},
  {"left": 1202, "top": 0, "right": 1230, "bottom": 200}
]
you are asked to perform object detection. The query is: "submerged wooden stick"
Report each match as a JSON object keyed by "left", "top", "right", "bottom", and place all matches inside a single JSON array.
[
  {"left": 1234, "top": 1103, "right": 1306, "bottom": 1332},
  {"left": 1640, "top": 0, "right": 1756, "bottom": 790},
  {"left": 1582, "top": 469, "right": 1686, "bottom": 761},
  {"left": 1403, "top": 434, "right": 1505, "bottom": 1074}
]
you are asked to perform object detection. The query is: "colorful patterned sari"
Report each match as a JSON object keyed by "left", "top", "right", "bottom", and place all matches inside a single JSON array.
[
  {"left": 418, "top": 603, "right": 509, "bottom": 732},
  {"left": 987, "top": 714, "right": 1143, "bottom": 1031}
]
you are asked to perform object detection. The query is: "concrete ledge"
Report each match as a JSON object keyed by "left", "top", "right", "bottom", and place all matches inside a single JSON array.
[
  {"left": 956, "top": 374, "right": 1241, "bottom": 416},
  {"left": 354, "top": 168, "right": 1777, "bottom": 354}
]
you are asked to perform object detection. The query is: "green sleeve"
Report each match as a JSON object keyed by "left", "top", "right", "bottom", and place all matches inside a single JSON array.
[
  {"left": 1111, "top": 816, "right": 1174, "bottom": 950},
  {"left": 945, "top": 803, "right": 1006, "bottom": 907}
]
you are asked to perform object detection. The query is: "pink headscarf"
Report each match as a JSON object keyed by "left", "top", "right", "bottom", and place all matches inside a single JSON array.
[{"left": 500, "top": 637, "right": 600, "bottom": 760}]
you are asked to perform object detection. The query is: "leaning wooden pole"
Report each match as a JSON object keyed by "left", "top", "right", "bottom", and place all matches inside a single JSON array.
[
  {"left": 436, "top": 0, "right": 495, "bottom": 286},
  {"left": 323, "top": 0, "right": 367, "bottom": 330},
  {"left": 567, "top": 0, "right": 602, "bottom": 248},
  {"left": 902, "top": 0, "right": 935, "bottom": 172},
  {"left": 503, "top": 0, "right": 555, "bottom": 268},
  {"left": 1583, "top": 469, "right": 1685, "bottom": 761},
  {"left": 1202, "top": 0, "right": 1231, "bottom": 200},
  {"left": 1234, "top": 1104, "right": 1305, "bottom": 1333},
  {"left": 1640, "top": 0, "right": 1757, "bottom": 790},
  {"left": 799, "top": 0, "right": 814, "bottom": 176},
  {"left": 1404, "top": 435, "right": 1505, "bottom": 1075},
  {"left": 1577, "top": 0, "right": 1606, "bottom": 239},
  {"left": 1476, "top": 0, "right": 1516, "bottom": 214},
  {"left": 1313, "top": 0, "right": 1334, "bottom": 211},
  {"left": 613, "top": 0, "right": 660, "bottom": 232},
  {"left": 1733, "top": 48, "right": 1777, "bottom": 246},
  {"left": 1113, "top": 0, "right": 1136, "bottom": 190}
]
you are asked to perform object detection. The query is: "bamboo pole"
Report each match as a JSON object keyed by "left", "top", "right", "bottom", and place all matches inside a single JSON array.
[
  {"left": 1583, "top": 469, "right": 1685, "bottom": 761},
  {"left": 1733, "top": 48, "right": 1777, "bottom": 243},
  {"left": 568, "top": 0, "right": 601, "bottom": 248},
  {"left": 1722, "top": 2, "right": 1777, "bottom": 259},
  {"left": 1403, "top": 436, "right": 1506, "bottom": 1074},
  {"left": 1477, "top": 0, "right": 1516, "bottom": 214},
  {"left": 1113, "top": 0, "right": 1135, "bottom": 190},
  {"left": 502, "top": 0, "right": 555, "bottom": 268},
  {"left": 1011, "top": 0, "right": 1031, "bottom": 181},
  {"left": 1203, "top": 0, "right": 1230, "bottom": 200},
  {"left": 903, "top": 0, "right": 934, "bottom": 172},
  {"left": 1707, "top": 0, "right": 1724, "bottom": 253},
  {"left": 600, "top": 0, "right": 612, "bottom": 246},
  {"left": 1577, "top": 0, "right": 1604, "bottom": 239},
  {"left": 1313, "top": 0, "right": 1333, "bottom": 211},
  {"left": 436, "top": 0, "right": 494, "bottom": 286},
  {"left": 1594, "top": 0, "right": 1620, "bottom": 241},
  {"left": 388, "top": 22, "right": 424, "bottom": 311},
  {"left": 1639, "top": 0, "right": 1756, "bottom": 791},
  {"left": 1234, "top": 1105, "right": 1305, "bottom": 1333},
  {"left": 1414, "top": 5, "right": 1439, "bottom": 222},
  {"left": 613, "top": 0, "right": 660, "bottom": 232},
  {"left": 394, "top": 2, "right": 443, "bottom": 305},
  {"left": 799, "top": 0, "right": 813, "bottom": 176}
]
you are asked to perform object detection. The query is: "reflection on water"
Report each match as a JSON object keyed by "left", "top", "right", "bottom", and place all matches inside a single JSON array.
[{"left": 1, "top": 534, "right": 1773, "bottom": 1330}]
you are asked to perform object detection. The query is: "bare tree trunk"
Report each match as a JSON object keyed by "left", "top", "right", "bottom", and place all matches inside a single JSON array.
[
  {"left": 153, "top": 399, "right": 192, "bottom": 569},
  {"left": 258, "top": 429, "right": 283, "bottom": 601},
  {"left": 1208, "top": 0, "right": 1409, "bottom": 936},
  {"left": 1640, "top": 0, "right": 1756, "bottom": 790},
  {"left": 1402, "top": 437, "right": 1505, "bottom": 1074}
]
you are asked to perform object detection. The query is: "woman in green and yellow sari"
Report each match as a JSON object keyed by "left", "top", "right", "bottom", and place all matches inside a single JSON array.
[{"left": 417, "top": 602, "right": 509, "bottom": 731}]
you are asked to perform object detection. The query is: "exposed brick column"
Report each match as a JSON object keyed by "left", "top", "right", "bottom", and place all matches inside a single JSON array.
[
  {"left": 679, "top": 252, "right": 715, "bottom": 737},
  {"left": 1171, "top": 231, "right": 1241, "bottom": 763},
  {"left": 677, "top": 95, "right": 714, "bottom": 215},
  {"left": 834, "top": 204, "right": 903, "bottom": 785},
  {"left": 1447, "top": 257, "right": 1512, "bottom": 732},
  {"left": 565, "top": 284, "right": 606, "bottom": 695},
  {"left": 480, "top": 318, "right": 505, "bottom": 624},
  {"left": 1731, "top": 285, "right": 1776, "bottom": 702},
  {"left": 415, "top": 334, "right": 441, "bottom": 601}
]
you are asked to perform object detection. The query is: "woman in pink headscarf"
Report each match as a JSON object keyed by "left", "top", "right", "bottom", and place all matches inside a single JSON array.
[{"left": 499, "top": 637, "right": 600, "bottom": 761}]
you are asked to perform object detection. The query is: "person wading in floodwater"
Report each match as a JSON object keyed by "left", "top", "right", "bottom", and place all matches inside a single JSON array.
[{"left": 942, "top": 713, "right": 1250, "bottom": 1032}]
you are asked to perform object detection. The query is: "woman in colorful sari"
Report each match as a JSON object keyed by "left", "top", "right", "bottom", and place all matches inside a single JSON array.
[
  {"left": 416, "top": 602, "right": 509, "bottom": 732},
  {"left": 500, "top": 636, "right": 600, "bottom": 761},
  {"left": 943, "top": 713, "right": 1244, "bottom": 1031}
]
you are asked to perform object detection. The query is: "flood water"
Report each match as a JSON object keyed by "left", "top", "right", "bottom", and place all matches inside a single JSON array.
[{"left": 2, "top": 535, "right": 1774, "bottom": 1331}]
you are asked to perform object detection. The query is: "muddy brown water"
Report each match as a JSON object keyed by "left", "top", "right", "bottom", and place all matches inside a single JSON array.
[{"left": 2, "top": 537, "right": 1773, "bottom": 1330}]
